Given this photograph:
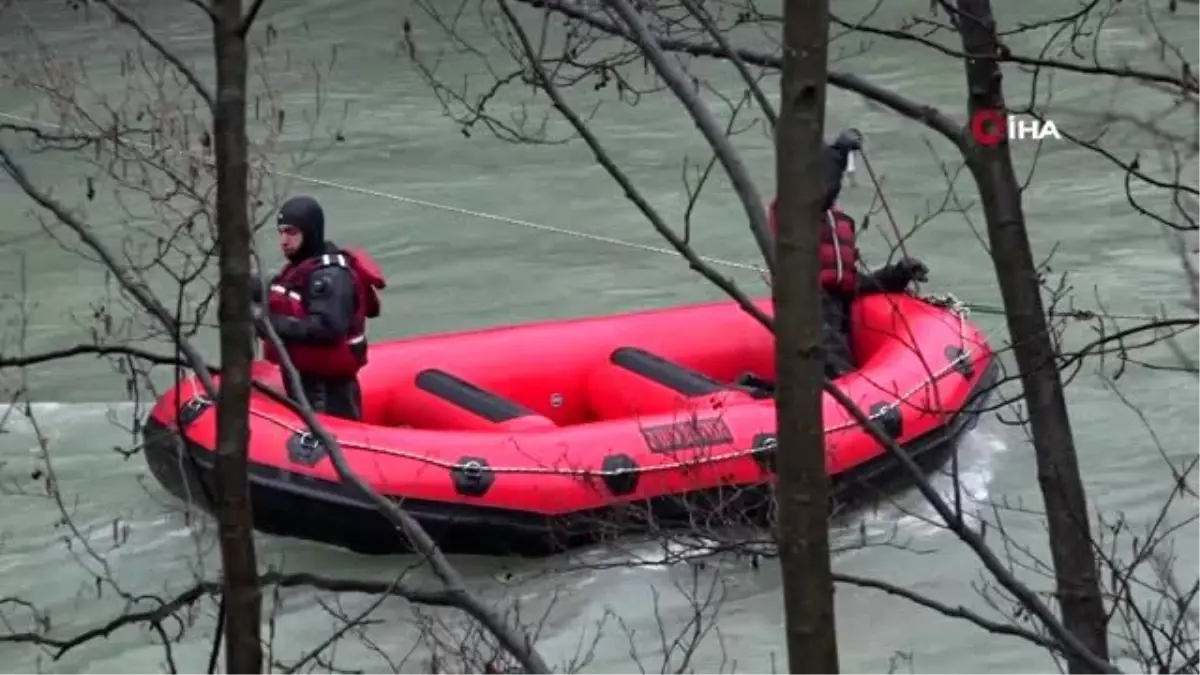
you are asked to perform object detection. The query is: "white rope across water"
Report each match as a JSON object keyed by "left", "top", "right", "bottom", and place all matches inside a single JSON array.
[
  {"left": 267, "top": 171, "right": 768, "bottom": 272},
  {"left": 0, "top": 110, "right": 763, "bottom": 272},
  {"left": 0, "top": 110, "right": 1185, "bottom": 324}
]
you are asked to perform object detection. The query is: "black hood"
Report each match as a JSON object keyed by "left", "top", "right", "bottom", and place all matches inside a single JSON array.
[{"left": 277, "top": 195, "right": 326, "bottom": 261}]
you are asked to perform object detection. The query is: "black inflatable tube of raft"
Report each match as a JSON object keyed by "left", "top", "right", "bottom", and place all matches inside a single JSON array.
[
  {"left": 609, "top": 346, "right": 731, "bottom": 397},
  {"left": 414, "top": 368, "right": 540, "bottom": 423},
  {"left": 142, "top": 360, "right": 998, "bottom": 557}
]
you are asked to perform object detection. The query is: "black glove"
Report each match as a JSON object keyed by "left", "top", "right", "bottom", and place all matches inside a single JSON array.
[
  {"left": 867, "top": 257, "right": 929, "bottom": 294},
  {"left": 832, "top": 128, "right": 864, "bottom": 152},
  {"left": 897, "top": 258, "right": 929, "bottom": 284}
]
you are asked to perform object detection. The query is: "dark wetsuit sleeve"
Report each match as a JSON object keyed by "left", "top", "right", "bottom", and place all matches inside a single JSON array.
[
  {"left": 268, "top": 266, "right": 357, "bottom": 344},
  {"left": 821, "top": 143, "right": 852, "bottom": 212},
  {"left": 249, "top": 273, "right": 264, "bottom": 304},
  {"left": 856, "top": 263, "right": 913, "bottom": 295}
]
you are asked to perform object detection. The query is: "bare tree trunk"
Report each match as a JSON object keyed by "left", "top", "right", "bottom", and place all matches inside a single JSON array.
[
  {"left": 954, "top": 0, "right": 1110, "bottom": 670},
  {"left": 773, "top": 0, "right": 840, "bottom": 671},
  {"left": 211, "top": 0, "right": 263, "bottom": 671}
]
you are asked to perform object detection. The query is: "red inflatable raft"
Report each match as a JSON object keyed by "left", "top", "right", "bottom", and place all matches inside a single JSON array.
[{"left": 143, "top": 293, "right": 996, "bottom": 556}]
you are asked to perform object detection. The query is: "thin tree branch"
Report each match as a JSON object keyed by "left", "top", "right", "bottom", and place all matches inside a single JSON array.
[
  {"left": 181, "top": 0, "right": 217, "bottom": 22},
  {"left": 0, "top": 146, "right": 219, "bottom": 398},
  {"left": 490, "top": 0, "right": 772, "bottom": 329},
  {"left": 602, "top": 0, "right": 776, "bottom": 271},
  {"left": 821, "top": 379, "right": 1121, "bottom": 674},
  {"left": 833, "top": 573, "right": 1061, "bottom": 652},
  {"left": 0, "top": 121, "right": 155, "bottom": 147},
  {"left": 93, "top": 0, "right": 215, "bottom": 108},
  {"left": 828, "top": 14, "right": 1198, "bottom": 94},
  {"left": 678, "top": 0, "right": 777, "bottom": 128},
  {"left": 0, "top": 571, "right": 463, "bottom": 659},
  {"left": 516, "top": 0, "right": 964, "bottom": 144},
  {"left": 238, "top": 0, "right": 267, "bottom": 37},
  {"left": 0, "top": 344, "right": 188, "bottom": 369},
  {"left": 254, "top": 308, "right": 551, "bottom": 674}
]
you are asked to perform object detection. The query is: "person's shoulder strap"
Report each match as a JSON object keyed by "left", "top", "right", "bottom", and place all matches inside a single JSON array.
[
  {"left": 315, "top": 252, "right": 351, "bottom": 270},
  {"left": 339, "top": 247, "right": 387, "bottom": 289}
]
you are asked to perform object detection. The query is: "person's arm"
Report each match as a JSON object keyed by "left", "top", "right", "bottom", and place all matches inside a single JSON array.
[
  {"left": 821, "top": 145, "right": 851, "bottom": 212},
  {"left": 856, "top": 259, "right": 929, "bottom": 295},
  {"left": 821, "top": 129, "right": 863, "bottom": 211},
  {"left": 268, "top": 266, "right": 357, "bottom": 343}
]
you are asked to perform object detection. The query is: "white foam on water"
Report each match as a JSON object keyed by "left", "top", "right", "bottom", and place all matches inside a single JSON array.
[
  {"left": 586, "top": 427, "right": 1010, "bottom": 572},
  {"left": 612, "top": 535, "right": 725, "bottom": 572},
  {"left": 845, "top": 428, "right": 1010, "bottom": 542},
  {"left": 0, "top": 401, "right": 138, "bottom": 434}
]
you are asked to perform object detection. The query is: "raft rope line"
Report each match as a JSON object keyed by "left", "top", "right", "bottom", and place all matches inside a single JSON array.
[
  {"left": 0, "top": 110, "right": 1181, "bottom": 324},
  {"left": 176, "top": 296, "right": 979, "bottom": 478}
]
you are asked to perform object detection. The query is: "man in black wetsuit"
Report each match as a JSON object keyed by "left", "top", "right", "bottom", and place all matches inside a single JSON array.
[
  {"left": 252, "top": 195, "right": 386, "bottom": 420},
  {"left": 738, "top": 130, "right": 928, "bottom": 395},
  {"left": 815, "top": 129, "right": 928, "bottom": 377}
]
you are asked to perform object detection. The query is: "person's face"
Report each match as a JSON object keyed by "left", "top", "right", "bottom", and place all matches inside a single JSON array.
[{"left": 278, "top": 223, "right": 303, "bottom": 257}]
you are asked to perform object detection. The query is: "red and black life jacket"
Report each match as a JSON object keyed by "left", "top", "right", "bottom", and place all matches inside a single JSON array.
[
  {"left": 767, "top": 199, "right": 859, "bottom": 294},
  {"left": 261, "top": 247, "right": 387, "bottom": 378}
]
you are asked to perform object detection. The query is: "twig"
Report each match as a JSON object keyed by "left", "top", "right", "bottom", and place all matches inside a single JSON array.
[
  {"left": 92, "top": 0, "right": 216, "bottom": 108},
  {"left": 602, "top": 0, "right": 776, "bottom": 270},
  {"left": 238, "top": 0, "right": 267, "bottom": 37},
  {"left": 0, "top": 570, "right": 466, "bottom": 659},
  {"left": 255, "top": 312, "right": 551, "bottom": 673},
  {"left": 857, "top": 150, "right": 909, "bottom": 262},
  {"left": 856, "top": 149, "right": 918, "bottom": 294},
  {"left": 0, "top": 147, "right": 219, "bottom": 398},
  {"left": 516, "top": 0, "right": 965, "bottom": 144},
  {"left": 834, "top": 573, "right": 1062, "bottom": 652},
  {"left": 492, "top": 0, "right": 772, "bottom": 329},
  {"left": 0, "top": 344, "right": 189, "bottom": 369},
  {"left": 678, "top": 0, "right": 777, "bottom": 128},
  {"left": 821, "top": 379, "right": 1120, "bottom": 674}
]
